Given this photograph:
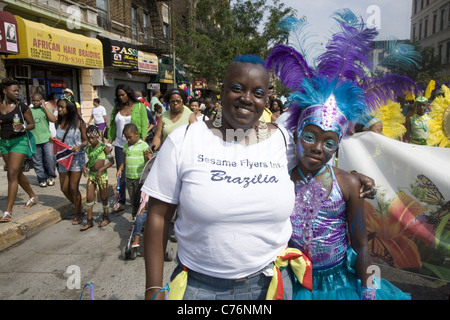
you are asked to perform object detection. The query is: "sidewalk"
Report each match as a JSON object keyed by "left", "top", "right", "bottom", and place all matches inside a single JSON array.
[{"left": 0, "top": 157, "right": 118, "bottom": 252}]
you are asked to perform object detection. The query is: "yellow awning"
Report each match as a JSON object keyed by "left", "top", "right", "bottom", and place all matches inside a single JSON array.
[{"left": 6, "top": 16, "right": 103, "bottom": 69}]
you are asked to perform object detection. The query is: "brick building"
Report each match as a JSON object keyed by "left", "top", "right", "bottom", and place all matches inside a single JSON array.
[{"left": 0, "top": 0, "right": 174, "bottom": 120}]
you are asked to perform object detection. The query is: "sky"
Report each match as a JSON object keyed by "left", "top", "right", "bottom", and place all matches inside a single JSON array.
[{"left": 271, "top": 0, "right": 413, "bottom": 42}]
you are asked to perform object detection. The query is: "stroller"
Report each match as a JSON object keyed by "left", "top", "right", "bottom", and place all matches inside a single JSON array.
[{"left": 122, "top": 154, "right": 175, "bottom": 261}]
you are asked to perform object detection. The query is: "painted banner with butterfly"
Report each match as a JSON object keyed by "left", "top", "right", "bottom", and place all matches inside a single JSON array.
[{"left": 338, "top": 131, "right": 450, "bottom": 281}]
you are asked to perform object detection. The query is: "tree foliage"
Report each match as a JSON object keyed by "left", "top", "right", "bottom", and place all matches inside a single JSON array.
[{"left": 173, "top": 0, "right": 297, "bottom": 87}]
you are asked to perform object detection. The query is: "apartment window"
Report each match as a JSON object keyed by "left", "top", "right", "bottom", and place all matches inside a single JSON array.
[
  {"left": 419, "top": 21, "right": 422, "bottom": 40},
  {"left": 96, "top": 0, "right": 110, "bottom": 30},
  {"left": 441, "top": 9, "right": 446, "bottom": 31},
  {"left": 132, "top": 7, "right": 138, "bottom": 41},
  {"left": 424, "top": 18, "right": 428, "bottom": 38},
  {"left": 433, "top": 14, "right": 437, "bottom": 34},
  {"left": 142, "top": 13, "right": 150, "bottom": 43},
  {"left": 447, "top": 42, "right": 450, "bottom": 62},
  {"left": 163, "top": 23, "right": 169, "bottom": 39},
  {"left": 414, "top": 0, "right": 418, "bottom": 15}
]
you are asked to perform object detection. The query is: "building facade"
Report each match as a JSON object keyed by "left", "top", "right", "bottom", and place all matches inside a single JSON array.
[
  {"left": 0, "top": 0, "right": 174, "bottom": 121},
  {"left": 411, "top": 0, "right": 450, "bottom": 75}
]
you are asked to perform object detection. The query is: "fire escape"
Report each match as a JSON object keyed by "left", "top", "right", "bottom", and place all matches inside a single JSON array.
[{"left": 138, "top": 0, "right": 171, "bottom": 55}]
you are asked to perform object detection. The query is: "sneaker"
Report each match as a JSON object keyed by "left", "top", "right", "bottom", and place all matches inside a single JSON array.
[
  {"left": 131, "top": 241, "right": 140, "bottom": 248},
  {"left": 39, "top": 181, "right": 47, "bottom": 187},
  {"left": 47, "top": 178, "right": 55, "bottom": 186}
]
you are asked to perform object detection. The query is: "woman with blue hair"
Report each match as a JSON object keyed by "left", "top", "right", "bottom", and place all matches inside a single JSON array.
[{"left": 142, "top": 54, "right": 376, "bottom": 300}]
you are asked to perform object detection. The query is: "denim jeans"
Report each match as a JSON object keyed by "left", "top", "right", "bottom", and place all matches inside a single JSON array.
[
  {"left": 133, "top": 210, "right": 147, "bottom": 236},
  {"left": 114, "top": 146, "right": 126, "bottom": 205},
  {"left": 32, "top": 142, "right": 56, "bottom": 183},
  {"left": 170, "top": 262, "right": 293, "bottom": 300}
]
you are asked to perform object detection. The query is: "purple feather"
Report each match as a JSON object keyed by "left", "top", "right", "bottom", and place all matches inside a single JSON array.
[
  {"left": 317, "top": 23, "right": 378, "bottom": 82},
  {"left": 360, "top": 74, "right": 419, "bottom": 110},
  {"left": 265, "top": 44, "right": 315, "bottom": 91}
]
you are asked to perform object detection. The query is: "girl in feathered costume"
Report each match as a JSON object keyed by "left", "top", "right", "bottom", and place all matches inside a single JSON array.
[{"left": 266, "top": 10, "right": 412, "bottom": 300}]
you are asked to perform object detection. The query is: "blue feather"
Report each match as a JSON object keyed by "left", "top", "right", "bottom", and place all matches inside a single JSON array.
[
  {"left": 276, "top": 16, "right": 320, "bottom": 68},
  {"left": 331, "top": 8, "right": 362, "bottom": 28},
  {"left": 285, "top": 76, "right": 369, "bottom": 130},
  {"left": 376, "top": 39, "right": 422, "bottom": 72}
]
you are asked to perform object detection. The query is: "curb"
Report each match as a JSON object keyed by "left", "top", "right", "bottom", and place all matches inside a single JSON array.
[{"left": 0, "top": 184, "right": 116, "bottom": 252}]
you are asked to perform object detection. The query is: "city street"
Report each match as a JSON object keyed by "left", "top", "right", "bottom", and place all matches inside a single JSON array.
[
  {"left": 0, "top": 206, "right": 177, "bottom": 300},
  {"left": 0, "top": 158, "right": 449, "bottom": 301},
  {"left": 0, "top": 203, "right": 449, "bottom": 301}
]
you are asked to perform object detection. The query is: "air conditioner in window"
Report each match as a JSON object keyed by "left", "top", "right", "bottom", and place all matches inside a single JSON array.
[{"left": 14, "top": 65, "right": 31, "bottom": 79}]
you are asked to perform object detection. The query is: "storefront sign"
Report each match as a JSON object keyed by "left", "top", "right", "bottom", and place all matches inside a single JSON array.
[
  {"left": 138, "top": 51, "right": 158, "bottom": 74},
  {"left": 193, "top": 78, "right": 207, "bottom": 90},
  {"left": 0, "top": 11, "right": 19, "bottom": 55},
  {"left": 5, "top": 16, "right": 103, "bottom": 68},
  {"left": 99, "top": 37, "right": 138, "bottom": 70},
  {"left": 147, "top": 83, "right": 160, "bottom": 90}
]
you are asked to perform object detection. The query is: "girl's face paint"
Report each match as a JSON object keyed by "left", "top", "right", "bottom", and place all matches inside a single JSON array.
[{"left": 295, "top": 124, "right": 339, "bottom": 174}]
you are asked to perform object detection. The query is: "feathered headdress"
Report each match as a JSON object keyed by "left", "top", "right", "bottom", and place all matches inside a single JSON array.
[{"left": 265, "top": 9, "right": 420, "bottom": 141}]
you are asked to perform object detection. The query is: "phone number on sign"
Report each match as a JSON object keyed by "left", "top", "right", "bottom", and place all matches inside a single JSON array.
[{"left": 57, "top": 54, "right": 85, "bottom": 65}]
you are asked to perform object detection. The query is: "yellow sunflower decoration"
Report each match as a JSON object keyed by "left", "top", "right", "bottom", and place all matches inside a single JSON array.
[
  {"left": 374, "top": 100, "right": 406, "bottom": 140},
  {"left": 427, "top": 85, "right": 450, "bottom": 148}
]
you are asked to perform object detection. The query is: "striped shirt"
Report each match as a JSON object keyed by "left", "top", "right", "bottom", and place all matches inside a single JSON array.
[{"left": 123, "top": 140, "right": 149, "bottom": 179}]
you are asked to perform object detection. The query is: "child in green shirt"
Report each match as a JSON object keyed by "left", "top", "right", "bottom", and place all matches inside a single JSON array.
[
  {"left": 81, "top": 125, "right": 115, "bottom": 230},
  {"left": 117, "top": 123, "right": 152, "bottom": 218}
]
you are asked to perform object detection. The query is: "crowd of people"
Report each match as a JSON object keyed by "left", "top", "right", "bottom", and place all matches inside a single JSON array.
[
  {"left": 0, "top": 79, "right": 208, "bottom": 225},
  {"left": 0, "top": 8, "right": 448, "bottom": 301}
]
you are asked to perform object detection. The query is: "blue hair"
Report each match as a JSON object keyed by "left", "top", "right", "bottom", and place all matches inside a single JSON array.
[{"left": 233, "top": 55, "right": 265, "bottom": 66}]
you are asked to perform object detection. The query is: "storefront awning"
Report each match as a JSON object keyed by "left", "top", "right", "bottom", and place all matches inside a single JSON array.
[
  {"left": 98, "top": 36, "right": 138, "bottom": 70},
  {"left": 5, "top": 16, "right": 103, "bottom": 68},
  {"left": 153, "top": 59, "right": 189, "bottom": 84},
  {"left": 156, "top": 62, "right": 175, "bottom": 84},
  {"left": 0, "top": 11, "right": 19, "bottom": 55}
]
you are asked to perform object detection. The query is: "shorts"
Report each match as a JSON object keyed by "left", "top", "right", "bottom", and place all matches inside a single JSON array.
[
  {"left": 87, "top": 170, "right": 108, "bottom": 189},
  {"left": 58, "top": 150, "right": 85, "bottom": 172},
  {"left": 96, "top": 122, "right": 106, "bottom": 131},
  {"left": 0, "top": 134, "right": 35, "bottom": 158}
]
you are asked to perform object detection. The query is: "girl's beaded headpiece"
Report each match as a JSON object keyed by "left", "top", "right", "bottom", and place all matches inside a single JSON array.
[{"left": 265, "top": 9, "right": 418, "bottom": 141}]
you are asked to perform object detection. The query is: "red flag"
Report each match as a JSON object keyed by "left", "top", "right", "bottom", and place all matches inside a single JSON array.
[{"left": 53, "top": 138, "right": 73, "bottom": 170}]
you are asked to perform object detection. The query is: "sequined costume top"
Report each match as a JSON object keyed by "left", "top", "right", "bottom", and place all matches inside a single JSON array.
[{"left": 289, "top": 166, "right": 348, "bottom": 269}]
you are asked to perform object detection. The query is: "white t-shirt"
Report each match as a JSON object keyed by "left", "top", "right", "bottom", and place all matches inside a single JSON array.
[
  {"left": 114, "top": 113, "right": 131, "bottom": 148},
  {"left": 196, "top": 114, "right": 209, "bottom": 122},
  {"left": 91, "top": 105, "right": 107, "bottom": 124},
  {"left": 142, "top": 121, "right": 295, "bottom": 279}
]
